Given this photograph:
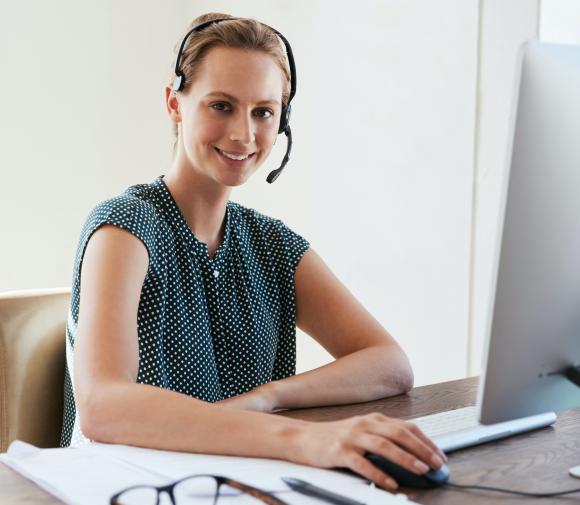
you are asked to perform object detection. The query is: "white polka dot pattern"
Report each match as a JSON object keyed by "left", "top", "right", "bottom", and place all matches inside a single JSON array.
[{"left": 59, "top": 175, "right": 309, "bottom": 447}]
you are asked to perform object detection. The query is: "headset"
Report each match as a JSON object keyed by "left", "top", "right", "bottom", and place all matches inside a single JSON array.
[{"left": 171, "top": 18, "right": 297, "bottom": 184}]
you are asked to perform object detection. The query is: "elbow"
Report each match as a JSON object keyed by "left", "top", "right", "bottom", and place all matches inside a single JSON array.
[
  {"left": 386, "top": 368, "right": 413, "bottom": 397},
  {"left": 399, "top": 364, "right": 414, "bottom": 394},
  {"left": 77, "top": 385, "right": 116, "bottom": 443},
  {"left": 77, "top": 389, "right": 105, "bottom": 442},
  {"left": 79, "top": 400, "right": 122, "bottom": 444},
  {"left": 79, "top": 415, "right": 98, "bottom": 442},
  {"left": 396, "top": 348, "right": 414, "bottom": 394},
  {"left": 78, "top": 402, "right": 98, "bottom": 442},
  {"left": 388, "top": 348, "right": 414, "bottom": 395}
]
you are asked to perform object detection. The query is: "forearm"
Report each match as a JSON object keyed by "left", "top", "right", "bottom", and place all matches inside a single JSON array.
[
  {"left": 81, "top": 381, "right": 308, "bottom": 461},
  {"left": 79, "top": 380, "right": 448, "bottom": 492},
  {"left": 269, "top": 345, "right": 414, "bottom": 410}
]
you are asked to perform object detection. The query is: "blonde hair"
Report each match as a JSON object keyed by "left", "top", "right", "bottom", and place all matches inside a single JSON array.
[{"left": 168, "top": 13, "right": 292, "bottom": 156}]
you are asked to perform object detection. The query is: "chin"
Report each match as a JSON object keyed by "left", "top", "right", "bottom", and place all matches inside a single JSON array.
[
  {"left": 219, "top": 166, "right": 261, "bottom": 187},
  {"left": 217, "top": 172, "right": 253, "bottom": 188}
]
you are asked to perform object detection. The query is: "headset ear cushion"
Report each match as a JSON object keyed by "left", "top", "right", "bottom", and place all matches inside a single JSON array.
[
  {"left": 172, "top": 75, "right": 183, "bottom": 92},
  {"left": 278, "top": 103, "right": 292, "bottom": 134}
]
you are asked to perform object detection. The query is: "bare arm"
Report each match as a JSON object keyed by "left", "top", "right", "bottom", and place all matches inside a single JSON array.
[
  {"left": 74, "top": 225, "right": 304, "bottom": 459},
  {"left": 219, "top": 248, "right": 413, "bottom": 411},
  {"left": 74, "top": 225, "right": 443, "bottom": 490}
]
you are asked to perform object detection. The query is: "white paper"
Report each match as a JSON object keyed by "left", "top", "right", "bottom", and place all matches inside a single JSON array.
[
  {"left": 0, "top": 440, "right": 166, "bottom": 505},
  {"left": 85, "top": 441, "right": 365, "bottom": 490},
  {"left": 1, "top": 440, "right": 416, "bottom": 505}
]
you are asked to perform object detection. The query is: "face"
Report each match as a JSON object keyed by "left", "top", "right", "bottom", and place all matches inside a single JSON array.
[{"left": 166, "top": 46, "right": 285, "bottom": 187}]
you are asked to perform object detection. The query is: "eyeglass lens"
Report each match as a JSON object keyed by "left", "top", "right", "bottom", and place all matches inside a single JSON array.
[{"left": 116, "top": 475, "right": 267, "bottom": 504}]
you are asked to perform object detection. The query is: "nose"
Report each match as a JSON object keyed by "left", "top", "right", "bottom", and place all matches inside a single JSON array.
[{"left": 229, "top": 111, "right": 255, "bottom": 145}]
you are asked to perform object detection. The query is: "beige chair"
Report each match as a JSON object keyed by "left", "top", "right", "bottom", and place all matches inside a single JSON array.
[{"left": 0, "top": 288, "right": 71, "bottom": 452}]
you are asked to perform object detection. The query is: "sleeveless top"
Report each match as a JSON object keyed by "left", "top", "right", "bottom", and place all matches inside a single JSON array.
[{"left": 60, "top": 175, "right": 310, "bottom": 447}]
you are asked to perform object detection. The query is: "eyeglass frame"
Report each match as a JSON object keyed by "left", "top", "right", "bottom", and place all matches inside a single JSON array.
[{"left": 110, "top": 473, "right": 290, "bottom": 505}]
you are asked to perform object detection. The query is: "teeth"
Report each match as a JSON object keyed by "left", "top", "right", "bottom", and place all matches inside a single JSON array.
[{"left": 219, "top": 149, "right": 250, "bottom": 161}]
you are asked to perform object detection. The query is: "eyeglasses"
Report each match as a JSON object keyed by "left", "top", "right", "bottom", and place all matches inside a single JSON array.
[{"left": 110, "top": 474, "right": 290, "bottom": 505}]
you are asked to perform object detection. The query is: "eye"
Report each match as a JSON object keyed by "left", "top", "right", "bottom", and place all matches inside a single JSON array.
[
  {"left": 254, "top": 108, "right": 274, "bottom": 119},
  {"left": 210, "top": 102, "right": 232, "bottom": 112}
]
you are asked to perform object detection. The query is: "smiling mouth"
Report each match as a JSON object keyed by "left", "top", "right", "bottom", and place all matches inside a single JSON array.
[{"left": 214, "top": 147, "right": 255, "bottom": 161}]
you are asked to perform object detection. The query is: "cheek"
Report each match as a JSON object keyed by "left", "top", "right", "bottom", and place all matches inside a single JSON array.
[
  {"left": 199, "top": 120, "right": 224, "bottom": 142},
  {"left": 259, "top": 124, "right": 280, "bottom": 149},
  {"left": 192, "top": 123, "right": 222, "bottom": 146},
  {"left": 183, "top": 110, "right": 223, "bottom": 143}
]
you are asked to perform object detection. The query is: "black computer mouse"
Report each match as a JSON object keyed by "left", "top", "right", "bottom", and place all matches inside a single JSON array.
[{"left": 365, "top": 452, "right": 450, "bottom": 489}]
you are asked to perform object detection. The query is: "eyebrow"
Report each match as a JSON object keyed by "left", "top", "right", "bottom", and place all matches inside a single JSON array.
[{"left": 204, "top": 91, "right": 281, "bottom": 107}]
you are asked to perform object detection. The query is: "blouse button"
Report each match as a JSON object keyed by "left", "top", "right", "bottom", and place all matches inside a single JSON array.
[{"left": 213, "top": 269, "right": 219, "bottom": 278}]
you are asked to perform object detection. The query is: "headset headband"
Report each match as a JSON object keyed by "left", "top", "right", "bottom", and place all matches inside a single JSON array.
[{"left": 173, "top": 18, "right": 296, "bottom": 105}]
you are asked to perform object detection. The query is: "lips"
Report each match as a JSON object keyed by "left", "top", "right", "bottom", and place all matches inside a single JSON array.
[{"left": 214, "top": 147, "right": 255, "bottom": 161}]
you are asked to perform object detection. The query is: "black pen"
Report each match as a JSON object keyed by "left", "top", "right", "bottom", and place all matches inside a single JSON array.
[{"left": 281, "top": 477, "right": 365, "bottom": 505}]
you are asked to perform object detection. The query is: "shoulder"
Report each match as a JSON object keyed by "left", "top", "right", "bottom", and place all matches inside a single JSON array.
[
  {"left": 230, "top": 201, "right": 310, "bottom": 269},
  {"left": 87, "top": 183, "right": 159, "bottom": 225},
  {"left": 79, "top": 182, "right": 162, "bottom": 259},
  {"left": 229, "top": 201, "right": 295, "bottom": 239},
  {"left": 230, "top": 202, "right": 296, "bottom": 235},
  {"left": 229, "top": 201, "right": 279, "bottom": 234}
]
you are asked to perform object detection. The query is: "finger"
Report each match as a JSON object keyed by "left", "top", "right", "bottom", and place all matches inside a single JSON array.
[
  {"left": 381, "top": 423, "right": 445, "bottom": 470},
  {"left": 365, "top": 414, "right": 447, "bottom": 463},
  {"left": 345, "top": 452, "right": 399, "bottom": 491},
  {"left": 406, "top": 423, "right": 448, "bottom": 463},
  {"left": 391, "top": 423, "right": 445, "bottom": 469},
  {"left": 358, "top": 433, "right": 432, "bottom": 476}
]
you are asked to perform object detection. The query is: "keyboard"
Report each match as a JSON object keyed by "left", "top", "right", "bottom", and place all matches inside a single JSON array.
[
  {"left": 407, "top": 406, "right": 557, "bottom": 453},
  {"left": 410, "top": 406, "right": 479, "bottom": 437}
]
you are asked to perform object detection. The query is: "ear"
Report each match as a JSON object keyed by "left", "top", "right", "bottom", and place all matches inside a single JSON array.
[{"left": 165, "top": 85, "right": 181, "bottom": 124}]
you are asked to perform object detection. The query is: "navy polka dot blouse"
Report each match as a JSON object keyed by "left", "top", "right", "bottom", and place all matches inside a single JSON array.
[{"left": 60, "top": 175, "right": 310, "bottom": 447}]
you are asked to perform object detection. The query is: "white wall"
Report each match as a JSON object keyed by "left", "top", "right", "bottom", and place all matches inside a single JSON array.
[
  {"left": 470, "top": 0, "right": 540, "bottom": 375},
  {"left": 540, "top": 0, "right": 580, "bottom": 43},
  {"left": 0, "top": 0, "right": 542, "bottom": 386},
  {"left": 0, "top": 0, "right": 184, "bottom": 289}
]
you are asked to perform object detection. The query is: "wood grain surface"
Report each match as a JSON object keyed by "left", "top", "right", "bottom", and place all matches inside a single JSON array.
[{"left": 1, "top": 377, "right": 579, "bottom": 504}]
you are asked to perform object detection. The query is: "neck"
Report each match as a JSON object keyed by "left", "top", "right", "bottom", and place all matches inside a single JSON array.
[{"left": 162, "top": 158, "right": 232, "bottom": 250}]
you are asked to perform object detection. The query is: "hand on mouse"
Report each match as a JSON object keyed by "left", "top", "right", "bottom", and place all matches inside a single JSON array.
[{"left": 290, "top": 413, "right": 447, "bottom": 491}]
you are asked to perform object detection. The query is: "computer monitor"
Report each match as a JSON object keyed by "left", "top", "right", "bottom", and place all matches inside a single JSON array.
[{"left": 477, "top": 41, "right": 580, "bottom": 425}]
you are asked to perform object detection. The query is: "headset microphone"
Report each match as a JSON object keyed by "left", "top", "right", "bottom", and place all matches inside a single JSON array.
[
  {"left": 267, "top": 125, "right": 292, "bottom": 183},
  {"left": 172, "top": 18, "right": 297, "bottom": 183}
]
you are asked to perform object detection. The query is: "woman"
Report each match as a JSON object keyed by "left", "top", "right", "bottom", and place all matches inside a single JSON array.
[{"left": 60, "top": 12, "right": 446, "bottom": 491}]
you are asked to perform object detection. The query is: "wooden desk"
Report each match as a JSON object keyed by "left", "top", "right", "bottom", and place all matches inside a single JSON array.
[{"left": 1, "top": 377, "right": 579, "bottom": 504}]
